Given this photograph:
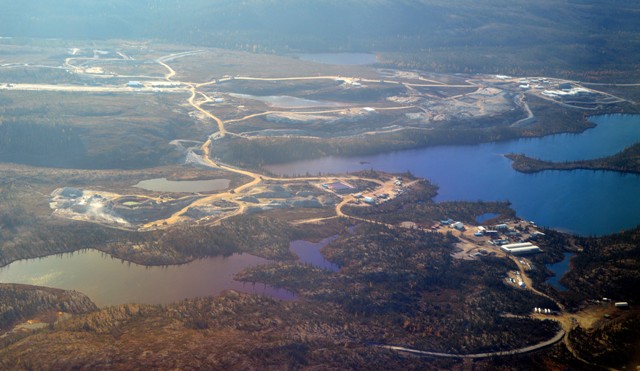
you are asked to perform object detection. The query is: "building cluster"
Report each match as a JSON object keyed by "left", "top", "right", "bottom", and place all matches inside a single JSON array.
[
  {"left": 440, "top": 219, "right": 466, "bottom": 231},
  {"left": 505, "top": 271, "right": 526, "bottom": 288},
  {"left": 533, "top": 307, "right": 556, "bottom": 315},
  {"left": 472, "top": 222, "right": 545, "bottom": 255},
  {"left": 519, "top": 78, "right": 551, "bottom": 90},
  {"left": 351, "top": 177, "right": 405, "bottom": 206}
]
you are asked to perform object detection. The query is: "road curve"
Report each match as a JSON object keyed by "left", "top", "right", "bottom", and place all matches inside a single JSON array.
[{"left": 379, "top": 328, "right": 565, "bottom": 359}]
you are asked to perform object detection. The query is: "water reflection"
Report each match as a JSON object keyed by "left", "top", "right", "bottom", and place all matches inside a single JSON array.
[
  {"left": 290, "top": 236, "right": 340, "bottom": 272},
  {"left": 545, "top": 252, "right": 574, "bottom": 292},
  {"left": 0, "top": 250, "right": 294, "bottom": 307}
]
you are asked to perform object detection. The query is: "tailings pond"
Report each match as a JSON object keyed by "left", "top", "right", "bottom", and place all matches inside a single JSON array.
[
  {"left": 134, "top": 178, "right": 230, "bottom": 193},
  {"left": 0, "top": 250, "right": 294, "bottom": 307},
  {"left": 267, "top": 114, "right": 640, "bottom": 236},
  {"left": 228, "top": 93, "right": 345, "bottom": 109}
]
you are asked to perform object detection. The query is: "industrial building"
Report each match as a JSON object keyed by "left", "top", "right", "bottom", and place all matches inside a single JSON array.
[
  {"left": 326, "top": 181, "right": 353, "bottom": 191},
  {"left": 500, "top": 242, "right": 542, "bottom": 255},
  {"left": 363, "top": 197, "right": 376, "bottom": 205},
  {"left": 440, "top": 219, "right": 454, "bottom": 225},
  {"left": 452, "top": 221, "right": 465, "bottom": 231}
]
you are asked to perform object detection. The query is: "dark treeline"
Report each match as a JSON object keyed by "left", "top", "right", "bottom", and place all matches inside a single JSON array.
[
  {"left": 0, "top": 284, "right": 96, "bottom": 334},
  {"left": 565, "top": 226, "right": 640, "bottom": 303},
  {"left": 0, "top": 119, "right": 85, "bottom": 168},
  {"left": 569, "top": 312, "right": 640, "bottom": 369},
  {"left": 0, "top": 91, "right": 196, "bottom": 170},
  {"left": 238, "top": 222, "right": 560, "bottom": 354}
]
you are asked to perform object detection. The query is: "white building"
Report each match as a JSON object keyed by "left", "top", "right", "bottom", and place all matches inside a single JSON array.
[
  {"left": 500, "top": 242, "right": 542, "bottom": 255},
  {"left": 452, "top": 222, "right": 465, "bottom": 231}
]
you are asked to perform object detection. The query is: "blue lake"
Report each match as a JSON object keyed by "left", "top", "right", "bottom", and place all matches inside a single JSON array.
[{"left": 267, "top": 114, "right": 640, "bottom": 236}]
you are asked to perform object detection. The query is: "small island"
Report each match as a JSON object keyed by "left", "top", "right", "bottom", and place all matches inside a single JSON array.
[{"left": 506, "top": 143, "right": 640, "bottom": 174}]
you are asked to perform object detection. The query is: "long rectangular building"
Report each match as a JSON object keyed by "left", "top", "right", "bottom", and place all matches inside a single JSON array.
[{"left": 500, "top": 242, "right": 542, "bottom": 255}]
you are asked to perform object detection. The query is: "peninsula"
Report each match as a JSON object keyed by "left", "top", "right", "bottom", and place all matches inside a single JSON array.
[{"left": 506, "top": 143, "right": 640, "bottom": 174}]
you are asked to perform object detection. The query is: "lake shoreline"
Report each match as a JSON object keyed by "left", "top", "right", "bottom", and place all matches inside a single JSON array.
[
  {"left": 266, "top": 114, "right": 640, "bottom": 236},
  {"left": 0, "top": 248, "right": 295, "bottom": 307}
]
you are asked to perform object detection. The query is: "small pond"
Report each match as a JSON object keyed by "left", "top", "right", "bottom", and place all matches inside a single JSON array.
[
  {"left": 545, "top": 252, "right": 574, "bottom": 292},
  {"left": 290, "top": 236, "right": 340, "bottom": 272}
]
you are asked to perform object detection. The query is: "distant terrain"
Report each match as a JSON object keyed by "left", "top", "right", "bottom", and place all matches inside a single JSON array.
[
  {"left": 0, "top": 1, "right": 640, "bottom": 368},
  {"left": 3, "top": 41, "right": 636, "bottom": 171},
  {"left": 1, "top": 1, "right": 640, "bottom": 81},
  {"left": 0, "top": 38, "right": 638, "bottom": 369}
]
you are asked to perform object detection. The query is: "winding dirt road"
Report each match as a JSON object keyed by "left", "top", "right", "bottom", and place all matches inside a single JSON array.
[
  {"left": 15, "top": 48, "right": 622, "bottom": 365},
  {"left": 379, "top": 328, "right": 565, "bottom": 359}
]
